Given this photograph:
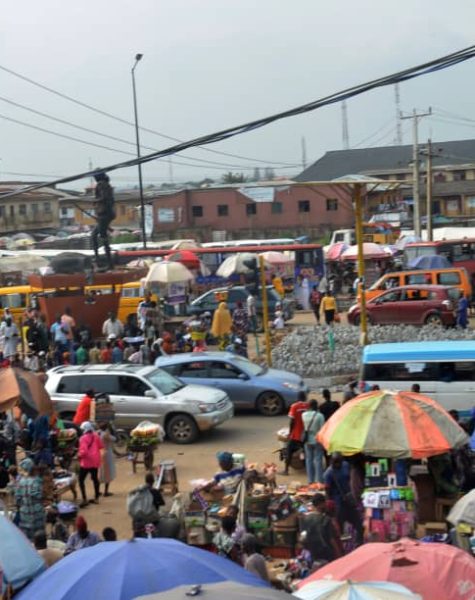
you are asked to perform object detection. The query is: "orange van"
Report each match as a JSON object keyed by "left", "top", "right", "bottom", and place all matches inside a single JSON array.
[{"left": 364, "top": 268, "right": 471, "bottom": 301}]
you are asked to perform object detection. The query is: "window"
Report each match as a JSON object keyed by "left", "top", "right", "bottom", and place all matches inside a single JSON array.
[
  {"left": 0, "top": 206, "right": 4, "bottom": 218},
  {"left": 119, "top": 376, "right": 150, "bottom": 396},
  {"left": 178, "top": 362, "right": 209, "bottom": 378},
  {"left": 56, "top": 374, "right": 120, "bottom": 395},
  {"left": 246, "top": 203, "right": 257, "bottom": 216},
  {"left": 378, "top": 290, "right": 401, "bottom": 303},
  {"left": 19, "top": 204, "right": 27, "bottom": 216},
  {"left": 363, "top": 362, "right": 438, "bottom": 381},
  {"left": 406, "top": 274, "right": 429, "bottom": 285},
  {"left": 0, "top": 293, "right": 26, "bottom": 309},
  {"left": 298, "top": 200, "right": 310, "bottom": 213},
  {"left": 326, "top": 198, "right": 338, "bottom": 211},
  {"left": 43, "top": 201, "right": 51, "bottom": 213},
  {"left": 453, "top": 170, "right": 466, "bottom": 181},
  {"left": 61, "top": 207, "right": 68, "bottom": 216},
  {"left": 437, "top": 272, "right": 460, "bottom": 286},
  {"left": 217, "top": 205, "right": 229, "bottom": 217},
  {"left": 145, "top": 368, "right": 185, "bottom": 395},
  {"left": 271, "top": 202, "right": 283, "bottom": 214},
  {"left": 192, "top": 206, "right": 203, "bottom": 218},
  {"left": 9, "top": 205, "right": 14, "bottom": 217},
  {"left": 208, "top": 361, "right": 241, "bottom": 379}
]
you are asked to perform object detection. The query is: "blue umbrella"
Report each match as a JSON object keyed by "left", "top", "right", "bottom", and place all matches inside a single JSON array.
[
  {"left": 0, "top": 515, "right": 46, "bottom": 592},
  {"left": 17, "top": 538, "right": 268, "bottom": 600},
  {"left": 408, "top": 255, "right": 452, "bottom": 270}
]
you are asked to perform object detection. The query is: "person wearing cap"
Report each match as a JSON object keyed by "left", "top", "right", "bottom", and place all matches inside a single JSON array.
[
  {"left": 73, "top": 389, "right": 95, "bottom": 426},
  {"left": 211, "top": 451, "right": 245, "bottom": 495},
  {"left": 15, "top": 458, "right": 45, "bottom": 540},
  {"left": 65, "top": 516, "right": 101, "bottom": 554},
  {"left": 102, "top": 312, "right": 124, "bottom": 339},
  {"left": 78, "top": 422, "right": 103, "bottom": 508},
  {"left": 225, "top": 337, "right": 247, "bottom": 358}
]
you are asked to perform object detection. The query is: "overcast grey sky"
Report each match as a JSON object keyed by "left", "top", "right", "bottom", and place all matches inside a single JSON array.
[{"left": 1, "top": 0, "right": 475, "bottom": 189}]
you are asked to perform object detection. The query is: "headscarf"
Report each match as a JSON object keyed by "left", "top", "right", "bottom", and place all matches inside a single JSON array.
[
  {"left": 211, "top": 302, "right": 232, "bottom": 338},
  {"left": 76, "top": 516, "right": 88, "bottom": 536},
  {"left": 216, "top": 451, "right": 233, "bottom": 465},
  {"left": 20, "top": 457, "right": 34, "bottom": 474},
  {"left": 80, "top": 421, "right": 94, "bottom": 433}
]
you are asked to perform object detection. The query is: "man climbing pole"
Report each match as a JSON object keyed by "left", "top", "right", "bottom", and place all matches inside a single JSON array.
[{"left": 92, "top": 171, "right": 116, "bottom": 270}]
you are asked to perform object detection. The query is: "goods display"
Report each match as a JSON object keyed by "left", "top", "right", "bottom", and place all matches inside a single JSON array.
[{"left": 130, "top": 421, "right": 164, "bottom": 446}]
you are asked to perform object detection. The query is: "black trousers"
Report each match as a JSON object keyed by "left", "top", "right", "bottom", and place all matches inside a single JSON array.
[
  {"left": 337, "top": 501, "right": 364, "bottom": 545},
  {"left": 79, "top": 467, "right": 100, "bottom": 501}
]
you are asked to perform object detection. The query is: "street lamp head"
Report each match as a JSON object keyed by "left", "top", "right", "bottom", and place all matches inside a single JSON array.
[{"left": 135, "top": 53, "right": 143, "bottom": 62}]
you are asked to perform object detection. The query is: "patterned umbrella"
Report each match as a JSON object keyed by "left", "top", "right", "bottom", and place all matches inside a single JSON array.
[
  {"left": 259, "top": 250, "right": 293, "bottom": 264},
  {"left": 341, "top": 243, "right": 388, "bottom": 261},
  {"left": 325, "top": 242, "right": 349, "bottom": 261},
  {"left": 296, "top": 579, "right": 420, "bottom": 600},
  {"left": 317, "top": 390, "right": 468, "bottom": 458}
]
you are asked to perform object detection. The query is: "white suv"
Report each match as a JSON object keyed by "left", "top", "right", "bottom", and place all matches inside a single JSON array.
[{"left": 46, "top": 364, "right": 233, "bottom": 444}]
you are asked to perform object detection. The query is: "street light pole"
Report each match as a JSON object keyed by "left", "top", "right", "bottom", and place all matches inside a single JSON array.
[{"left": 131, "top": 53, "right": 147, "bottom": 249}]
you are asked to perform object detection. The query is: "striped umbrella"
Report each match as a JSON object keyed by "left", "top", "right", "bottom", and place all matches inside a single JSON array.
[{"left": 317, "top": 390, "right": 468, "bottom": 458}]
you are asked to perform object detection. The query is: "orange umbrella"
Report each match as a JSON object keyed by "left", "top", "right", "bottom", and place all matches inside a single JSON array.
[
  {"left": 298, "top": 538, "right": 475, "bottom": 600},
  {"left": 317, "top": 389, "right": 468, "bottom": 458}
]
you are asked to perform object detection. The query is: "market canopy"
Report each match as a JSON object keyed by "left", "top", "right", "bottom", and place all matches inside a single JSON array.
[
  {"left": 136, "top": 582, "right": 289, "bottom": 600},
  {"left": 17, "top": 539, "right": 268, "bottom": 600},
  {"left": 166, "top": 250, "right": 202, "bottom": 270},
  {"left": 341, "top": 243, "right": 388, "bottom": 261},
  {"left": 325, "top": 242, "right": 349, "bottom": 261},
  {"left": 317, "top": 389, "right": 468, "bottom": 458},
  {"left": 259, "top": 250, "right": 293, "bottom": 264},
  {"left": 216, "top": 253, "right": 268, "bottom": 278},
  {"left": 144, "top": 261, "right": 194, "bottom": 286},
  {"left": 447, "top": 489, "right": 475, "bottom": 527},
  {"left": 295, "top": 579, "right": 421, "bottom": 600},
  {"left": 298, "top": 538, "right": 475, "bottom": 600}
]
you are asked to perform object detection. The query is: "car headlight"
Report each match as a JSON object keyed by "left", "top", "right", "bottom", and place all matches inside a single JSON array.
[
  {"left": 197, "top": 403, "right": 216, "bottom": 413},
  {"left": 282, "top": 382, "right": 300, "bottom": 391}
]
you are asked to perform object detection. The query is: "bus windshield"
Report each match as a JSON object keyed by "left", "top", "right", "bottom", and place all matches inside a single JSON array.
[{"left": 404, "top": 245, "right": 436, "bottom": 264}]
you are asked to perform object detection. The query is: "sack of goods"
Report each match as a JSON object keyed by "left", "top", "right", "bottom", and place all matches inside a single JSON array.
[
  {"left": 57, "top": 428, "right": 77, "bottom": 442},
  {"left": 130, "top": 420, "right": 165, "bottom": 445},
  {"left": 127, "top": 485, "right": 160, "bottom": 523}
]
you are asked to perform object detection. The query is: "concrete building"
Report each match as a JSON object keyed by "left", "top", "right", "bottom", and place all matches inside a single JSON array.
[
  {"left": 296, "top": 139, "right": 475, "bottom": 221},
  {"left": 0, "top": 182, "right": 66, "bottom": 233},
  {"left": 151, "top": 183, "right": 354, "bottom": 241}
]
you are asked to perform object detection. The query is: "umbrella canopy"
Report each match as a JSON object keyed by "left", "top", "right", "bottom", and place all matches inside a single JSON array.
[
  {"left": 126, "top": 259, "right": 153, "bottom": 269},
  {"left": 447, "top": 489, "right": 475, "bottom": 527},
  {"left": 216, "top": 253, "right": 267, "bottom": 278},
  {"left": 382, "top": 245, "right": 400, "bottom": 257},
  {"left": 166, "top": 250, "right": 202, "bottom": 269},
  {"left": 296, "top": 580, "right": 421, "bottom": 600},
  {"left": 136, "top": 581, "right": 288, "bottom": 600},
  {"left": 317, "top": 390, "right": 468, "bottom": 458},
  {"left": 144, "top": 261, "right": 193, "bottom": 285},
  {"left": 259, "top": 250, "right": 293, "bottom": 264},
  {"left": 14, "top": 369, "right": 54, "bottom": 418},
  {"left": 341, "top": 243, "right": 388, "bottom": 261},
  {"left": 0, "top": 516, "right": 46, "bottom": 591},
  {"left": 299, "top": 538, "right": 475, "bottom": 600},
  {"left": 395, "top": 235, "right": 421, "bottom": 250},
  {"left": 325, "top": 242, "right": 349, "bottom": 261},
  {"left": 17, "top": 539, "right": 268, "bottom": 600},
  {"left": 408, "top": 255, "right": 452, "bottom": 270}
]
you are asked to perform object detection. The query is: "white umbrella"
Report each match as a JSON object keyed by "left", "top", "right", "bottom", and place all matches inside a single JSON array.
[
  {"left": 260, "top": 250, "right": 293, "bottom": 264},
  {"left": 217, "top": 253, "right": 268, "bottom": 278},
  {"left": 447, "top": 489, "right": 475, "bottom": 527},
  {"left": 295, "top": 579, "right": 421, "bottom": 600},
  {"left": 341, "top": 242, "right": 388, "bottom": 260},
  {"left": 144, "top": 261, "right": 193, "bottom": 285}
]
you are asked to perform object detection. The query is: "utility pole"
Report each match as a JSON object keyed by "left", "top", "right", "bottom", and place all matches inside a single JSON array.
[
  {"left": 401, "top": 108, "right": 431, "bottom": 236},
  {"left": 342, "top": 101, "right": 350, "bottom": 150},
  {"left": 419, "top": 139, "right": 441, "bottom": 242},
  {"left": 301, "top": 136, "right": 307, "bottom": 170}
]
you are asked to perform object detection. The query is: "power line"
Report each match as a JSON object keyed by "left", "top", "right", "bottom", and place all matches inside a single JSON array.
[
  {"left": 352, "top": 118, "right": 396, "bottom": 148},
  {"left": 0, "top": 63, "right": 297, "bottom": 167},
  {"left": 3, "top": 43, "right": 475, "bottom": 198},
  {"left": 0, "top": 95, "right": 299, "bottom": 170}
]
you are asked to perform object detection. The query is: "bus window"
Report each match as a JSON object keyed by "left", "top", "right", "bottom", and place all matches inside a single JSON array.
[
  {"left": 440, "top": 362, "right": 475, "bottom": 381},
  {"left": 437, "top": 272, "right": 460, "bottom": 285},
  {"left": 297, "top": 250, "right": 313, "bottom": 266},
  {"left": 363, "top": 362, "right": 437, "bottom": 381},
  {"left": 406, "top": 274, "right": 427, "bottom": 285},
  {"left": 0, "top": 293, "right": 26, "bottom": 309},
  {"left": 121, "top": 287, "right": 141, "bottom": 298}
]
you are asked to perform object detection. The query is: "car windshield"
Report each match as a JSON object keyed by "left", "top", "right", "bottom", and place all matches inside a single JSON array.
[
  {"left": 232, "top": 355, "right": 265, "bottom": 376},
  {"left": 145, "top": 368, "right": 185, "bottom": 395}
]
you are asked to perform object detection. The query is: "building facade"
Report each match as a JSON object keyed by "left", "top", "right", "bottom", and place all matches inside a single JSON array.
[
  {"left": 151, "top": 184, "right": 354, "bottom": 241},
  {"left": 0, "top": 183, "right": 64, "bottom": 233}
]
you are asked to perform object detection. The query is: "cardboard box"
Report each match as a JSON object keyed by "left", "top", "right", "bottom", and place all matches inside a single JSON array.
[
  {"left": 272, "top": 512, "right": 298, "bottom": 531},
  {"left": 271, "top": 529, "right": 296, "bottom": 548}
]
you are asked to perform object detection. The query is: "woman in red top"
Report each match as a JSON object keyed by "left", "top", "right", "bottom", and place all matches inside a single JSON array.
[
  {"left": 73, "top": 389, "right": 95, "bottom": 426},
  {"left": 78, "top": 421, "right": 103, "bottom": 507}
]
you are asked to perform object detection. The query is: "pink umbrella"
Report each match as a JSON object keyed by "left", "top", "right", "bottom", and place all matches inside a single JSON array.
[
  {"left": 326, "top": 242, "right": 349, "bottom": 261},
  {"left": 299, "top": 538, "right": 475, "bottom": 600},
  {"left": 341, "top": 242, "right": 388, "bottom": 261}
]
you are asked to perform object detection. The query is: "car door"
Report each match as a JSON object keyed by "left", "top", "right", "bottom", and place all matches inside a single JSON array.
[
  {"left": 402, "top": 288, "right": 430, "bottom": 324},
  {"left": 368, "top": 290, "right": 401, "bottom": 324},
  {"left": 174, "top": 360, "right": 211, "bottom": 389},
  {"left": 206, "top": 360, "right": 250, "bottom": 407},
  {"left": 116, "top": 375, "right": 159, "bottom": 428}
]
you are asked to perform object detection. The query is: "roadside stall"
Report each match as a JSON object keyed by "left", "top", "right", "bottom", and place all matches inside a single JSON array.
[{"left": 317, "top": 389, "right": 469, "bottom": 542}]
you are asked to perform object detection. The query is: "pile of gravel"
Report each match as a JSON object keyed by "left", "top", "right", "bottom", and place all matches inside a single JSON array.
[{"left": 272, "top": 325, "right": 474, "bottom": 378}]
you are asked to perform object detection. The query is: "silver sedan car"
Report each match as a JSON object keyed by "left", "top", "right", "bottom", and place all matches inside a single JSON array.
[{"left": 156, "top": 352, "right": 307, "bottom": 416}]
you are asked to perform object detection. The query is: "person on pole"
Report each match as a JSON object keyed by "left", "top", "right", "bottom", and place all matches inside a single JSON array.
[{"left": 92, "top": 171, "right": 116, "bottom": 270}]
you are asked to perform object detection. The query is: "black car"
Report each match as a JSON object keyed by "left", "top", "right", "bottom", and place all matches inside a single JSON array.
[{"left": 187, "top": 285, "right": 294, "bottom": 329}]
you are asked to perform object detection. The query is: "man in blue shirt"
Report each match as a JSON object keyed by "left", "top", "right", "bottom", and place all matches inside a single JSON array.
[
  {"left": 324, "top": 452, "right": 363, "bottom": 545},
  {"left": 50, "top": 314, "right": 70, "bottom": 365}
]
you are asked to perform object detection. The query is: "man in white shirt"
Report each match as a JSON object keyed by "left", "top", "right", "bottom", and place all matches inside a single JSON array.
[
  {"left": 246, "top": 292, "right": 257, "bottom": 332},
  {"left": 102, "top": 312, "right": 124, "bottom": 338}
]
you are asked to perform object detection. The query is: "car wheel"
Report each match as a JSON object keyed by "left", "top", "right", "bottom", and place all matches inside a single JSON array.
[
  {"left": 425, "top": 312, "right": 443, "bottom": 326},
  {"left": 166, "top": 414, "right": 199, "bottom": 444},
  {"left": 112, "top": 430, "right": 129, "bottom": 457},
  {"left": 353, "top": 314, "right": 361, "bottom": 326},
  {"left": 256, "top": 391, "right": 285, "bottom": 416}
]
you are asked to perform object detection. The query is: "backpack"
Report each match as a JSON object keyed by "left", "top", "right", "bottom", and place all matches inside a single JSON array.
[{"left": 127, "top": 485, "right": 159, "bottom": 523}]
